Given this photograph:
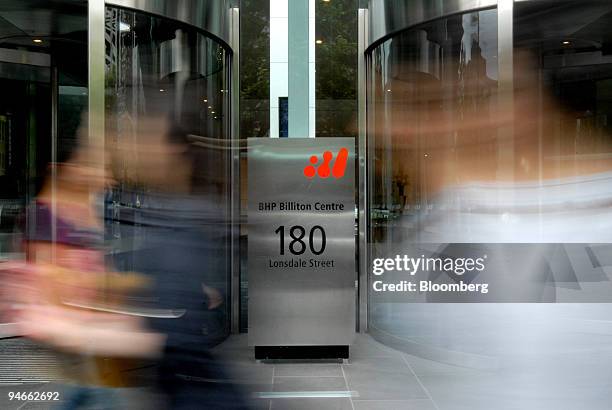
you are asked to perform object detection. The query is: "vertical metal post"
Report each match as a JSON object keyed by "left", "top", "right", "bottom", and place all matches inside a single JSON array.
[
  {"left": 357, "top": 8, "right": 369, "bottom": 333},
  {"left": 229, "top": 6, "right": 241, "bottom": 334},
  {"left": 88, "top": 0, "right": 105, "bottom": 184},
  {"left": 50, "top": 65, "right": 58, "bottom": 262},
  {"left": 497, "top": 0, "right": 514, "bottom": 181}
]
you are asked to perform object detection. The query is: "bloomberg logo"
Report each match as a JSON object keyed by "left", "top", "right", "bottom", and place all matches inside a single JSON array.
[{"left": 303, "top": 148, "right": 349, "bottom": 179}]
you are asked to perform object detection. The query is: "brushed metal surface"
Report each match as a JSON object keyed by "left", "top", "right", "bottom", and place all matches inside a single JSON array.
[
  {"left": 105, "top": 0, "right": 231, "bottom": 48},
  {"left": 367, "top": 0, "right": 497, "bottom": 51},
  {"left": 229, "top": 6, "right": 241, "bottom": 334},
  {"left": 357, "top": 8, "right": 369, "bottom": 333},
  {"left": 89, "top": 0, "right": 105, "bottom": 214},
  {"left": 248, "top": 138, "right": 356, "bottom": 347}
]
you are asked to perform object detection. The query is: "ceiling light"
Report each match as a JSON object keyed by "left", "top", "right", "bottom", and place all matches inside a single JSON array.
[
  {"left": 203, "top": 99, "right": 208, "bottom": 102},
  {"left": 32, "top": 39, "right": 43, "bottom": 43},
  {"left": 315, "top": 40, "right": 323, "bottom": 44},
  {"left": 159, "top": 89, "right": 165, "bottom": 92},
  {"left": 562, "top": 40, "right": 571, "bottom": 45}
]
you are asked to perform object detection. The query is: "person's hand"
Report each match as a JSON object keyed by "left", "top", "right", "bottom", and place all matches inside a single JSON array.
[
  {"left": 16, "top": 303, "right": 165, "bottom": 358},
  {"left": 202, "top": 285, "right": 223, "bottom": 309},
  {"left": 16, "top": 304, "right": 87, "bottom": 352}
]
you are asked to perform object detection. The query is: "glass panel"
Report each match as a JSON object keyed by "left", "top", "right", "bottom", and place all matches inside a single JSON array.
[
  {"left": 105, "top": 7, "right": 232, "bottom": 341},
  {"left": 315, "top": 0, "right": 358, "bottom": 138},
  {"left": 514, "top": 1, "right": 612, "bottom": 181},
  {"left": 240, "top": 0, "right": 270, "bottom": 140},
  {"left": 0, "top": 0, "right": 88, "bottom": 258},
  {"left": 367, "top": 3, "right": 612, "bottom": 408},
  {"left": 367, "top": 4, "right": 501, "bottom": 374},
  {"left": 368, "top": 8, "right": 498, "bottom": 259},
  {"left": 367, "top": 9, "right": 499, "bottom": 357}
]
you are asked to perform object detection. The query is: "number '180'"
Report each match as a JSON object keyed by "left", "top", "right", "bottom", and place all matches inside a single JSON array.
[{"left": 274, "top": 225, "right": 326, "bottom": 255}]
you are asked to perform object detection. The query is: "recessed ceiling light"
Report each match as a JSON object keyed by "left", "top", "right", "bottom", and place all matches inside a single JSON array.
[
  {"left": 563, "top": 40, "right": 571, "bottom": 45},
  {"left": 33, "top": 39, "right": 43, "bottom": 43},
  {"left": 159, "top": 89, "right": 165, "bottom": 92}
]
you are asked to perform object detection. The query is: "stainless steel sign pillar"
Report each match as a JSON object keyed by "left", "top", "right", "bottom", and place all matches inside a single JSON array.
[{"left": 248, "top": 138, "right": 356, "bottom": 359}]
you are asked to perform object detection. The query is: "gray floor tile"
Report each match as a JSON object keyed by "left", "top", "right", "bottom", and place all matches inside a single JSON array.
[
  {"left": 353, "top": 399, "right": 437, "bottom": 410},
  {"left": 270, "top": 398, "right": 353, "bottom": 410},
  {"left": 422, "top": 368, "right": 612, "bottom": 410},
  {"left": 274, "top": 363, "right": 342, "bottom": 377},
  {"left": 345, "top": 357, "right": 412, "bottom": 374},
  {"left": 344, "top": 366, "right": 428, "bottom": 401},
  {"left": 272, "top": 376, "right": 348, "bottom": 392},
  {"left": 350, "top": 335, "right": 402, "bottom": 359},
  {"left": 403, "top": 354, "right": 486, "bottom": 377}
]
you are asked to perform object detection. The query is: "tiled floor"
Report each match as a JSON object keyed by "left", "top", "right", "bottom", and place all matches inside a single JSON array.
[
  {"left": 212, "top": 334, "right": 439, "bottom": 410},
  {"left": 212, "top": 331, "right": 612, "bottom": 410},
  {"left": 3, "top": 332, "right": 612, "bottom": 409}
]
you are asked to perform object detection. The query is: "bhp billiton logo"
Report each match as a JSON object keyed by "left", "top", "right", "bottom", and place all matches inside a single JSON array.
[{"left": 303, "top": 148, "right": 349, "bottom": 179}]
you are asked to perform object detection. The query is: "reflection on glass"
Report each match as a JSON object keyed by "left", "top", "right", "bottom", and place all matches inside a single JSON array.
[
  {"left": 105, "top": 7, "right": 232, "bottom": 340},
  {"left": 0, "top": 1, "right": 88, "bottom": 258},
  {"left": 369, "top": 9, "right": 498, "bottom": 246},
  {"left": 367, "top": 4, "right": 612, "bottom": 408}
]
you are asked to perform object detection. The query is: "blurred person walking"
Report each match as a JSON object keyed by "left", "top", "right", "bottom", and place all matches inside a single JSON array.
[
  {"left": 15, "top": 111, "right": 251, "bottom": 409},
  {"left": 13, "top": 118, "right": 156, "bottom": 409},
  {"left": 110, "top": 113, "right": 250, "bottom": 409}
]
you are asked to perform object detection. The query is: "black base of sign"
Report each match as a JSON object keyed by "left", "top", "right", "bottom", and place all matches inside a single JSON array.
[{"left": 254, "top": 345, "right": 349, "bottom": 360}]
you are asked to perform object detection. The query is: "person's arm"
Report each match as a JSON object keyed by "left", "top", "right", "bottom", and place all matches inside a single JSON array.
[
  {"left": 17, "top": 304, "right": 166, "bottom": 358},
  {"left": 18, "top": 242, "right": 166, "bottom": 358}
]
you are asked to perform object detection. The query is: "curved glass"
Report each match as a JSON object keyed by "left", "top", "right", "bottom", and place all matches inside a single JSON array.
[
  {"left": 105, "top": 7, "right": 232, "bottom": 341},
  {"left": 367, "top": 3, "right": 612, "bottom": 408},
  {"left": 367, "top": 5, "right": 499, "bottom": 359},
  {"left": 369, "top": 9, "right": 498, "bottom": 241}
]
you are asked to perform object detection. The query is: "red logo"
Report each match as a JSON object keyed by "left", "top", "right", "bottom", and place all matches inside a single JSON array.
[{"left": 303, "top": 148, "right": 349, "bottom": 179}]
